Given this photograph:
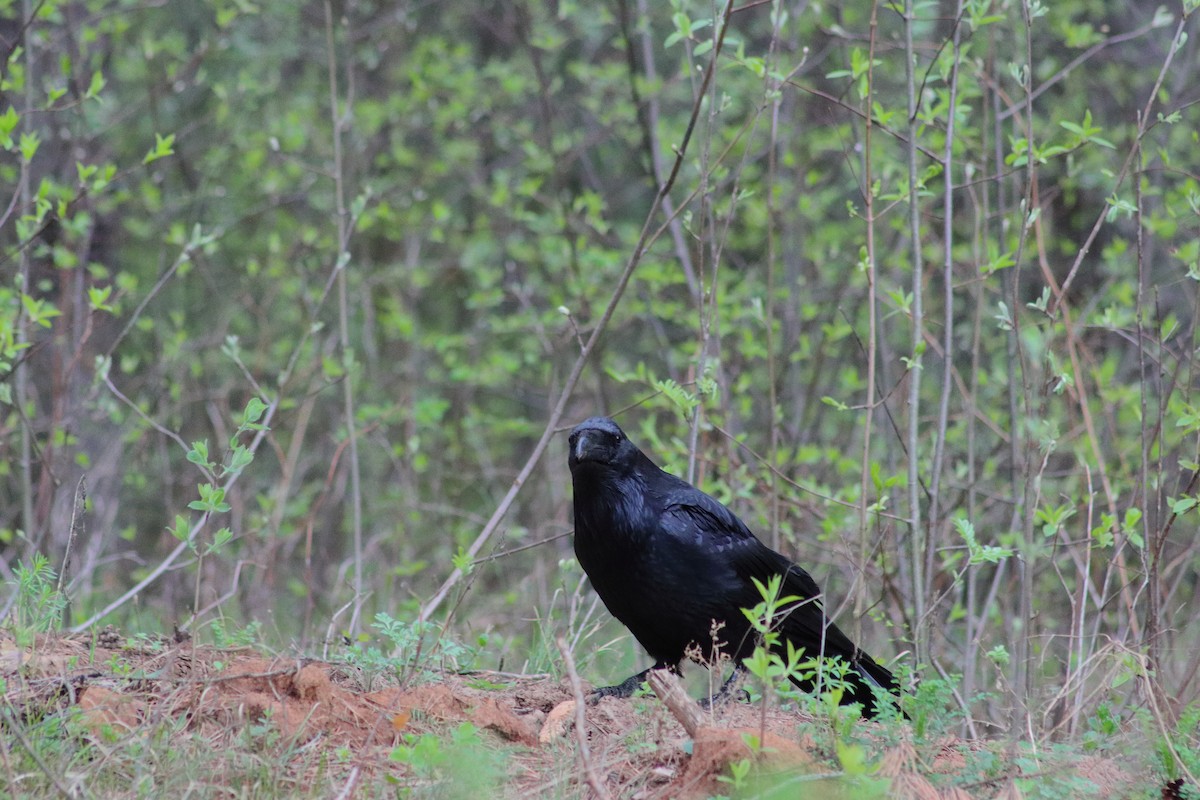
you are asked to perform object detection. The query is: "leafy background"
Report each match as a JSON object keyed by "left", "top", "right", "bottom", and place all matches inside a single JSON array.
[{"left": 3, "top": 0, "right": 1200, "bottom": 748}]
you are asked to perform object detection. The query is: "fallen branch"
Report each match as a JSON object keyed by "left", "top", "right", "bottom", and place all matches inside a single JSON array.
[{"left": 647, "top": 668, "right": 702, "bottom": 737}]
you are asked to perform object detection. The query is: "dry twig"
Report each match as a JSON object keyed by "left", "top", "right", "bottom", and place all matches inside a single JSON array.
[
  {"left": 556, "top": 636, "right": 613, "bottom": 800},
  {"left": 647, "top": 668, "right": 702, "bottom": 738}
]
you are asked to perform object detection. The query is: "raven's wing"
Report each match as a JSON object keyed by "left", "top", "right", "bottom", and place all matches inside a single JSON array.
[
  {"left": 656, "top": 486, "right": 833, "bottom": 647},
  {"left": 657, "top": 485, "right": 822, "bottom": 603},
  {"left": 659, "top": 486, "right": 898, "bottom": 699}
]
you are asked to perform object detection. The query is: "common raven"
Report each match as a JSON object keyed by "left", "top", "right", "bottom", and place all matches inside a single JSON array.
[{"left": 568, "top": 416, "right": 902, "bottom": 718}]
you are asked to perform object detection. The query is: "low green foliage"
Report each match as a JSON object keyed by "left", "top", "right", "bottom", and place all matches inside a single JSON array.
[
  {"left": 210, "top": 618, "right": 263, "bottom": 648},
  {"left": 388, "top": 722, "right": 506, "bottom": 798},
  {"left": 8, "top": 554, "right": 68, "bottom": 638},
  {"left": 739, "top": 573, "right": 890, "bottom": 721},
  {"left": 1149, "top": 704, "right": 1200, "bottom": 790},
  {"left": 342, "top": 612, "right": 484, "bottom": 690}
]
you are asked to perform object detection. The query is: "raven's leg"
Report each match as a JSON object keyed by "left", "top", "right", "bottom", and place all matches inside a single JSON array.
[
  {"left": 699, "top": 662, "right": 748, "bottom": 708},
  {"left": 589, "top": 662, "right": 675, "bottom": 703}
]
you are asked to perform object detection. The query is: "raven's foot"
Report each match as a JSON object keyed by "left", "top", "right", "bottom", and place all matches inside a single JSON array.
[
  {"left": 698, "top": 663, "right": 749, "bottom": 709},
  {"left": 587, "top": 663, "right": 675, "bottom": 704}
]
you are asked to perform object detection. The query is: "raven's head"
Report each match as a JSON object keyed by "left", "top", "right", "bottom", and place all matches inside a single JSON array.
[{"left": 568, "top": 417, "right": 637, "bottom": 473}]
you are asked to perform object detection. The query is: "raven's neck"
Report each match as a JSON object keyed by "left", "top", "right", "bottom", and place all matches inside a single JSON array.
[{"left": 572, "top": 466, "right": 653, "bottom": 547}]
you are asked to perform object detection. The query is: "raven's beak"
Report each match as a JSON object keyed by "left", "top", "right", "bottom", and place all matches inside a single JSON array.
[{"left": 574, "top": 431, "right": 593, "bottom": 463}]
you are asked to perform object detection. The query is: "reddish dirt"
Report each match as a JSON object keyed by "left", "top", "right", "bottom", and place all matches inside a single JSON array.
[{"left": 0, "top": 630, "right": 1147, "bottom": 798}]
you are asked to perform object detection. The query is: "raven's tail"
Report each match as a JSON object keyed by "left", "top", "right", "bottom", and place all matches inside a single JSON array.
[{"left": 848, "top": 652, "right": 906, "bottom": 719}]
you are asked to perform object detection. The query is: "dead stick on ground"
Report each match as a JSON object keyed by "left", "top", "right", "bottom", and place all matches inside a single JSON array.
[
  {"left": 556, "top": 637, "right": 613, "bottom": 800},
  {"left": 647, "top": 668, "right": 702, "bottom": 737}
]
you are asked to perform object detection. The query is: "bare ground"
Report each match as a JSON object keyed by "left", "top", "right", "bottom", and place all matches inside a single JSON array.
[{"left": 0, "top": 629, "right": 1160, "bottom": 798}]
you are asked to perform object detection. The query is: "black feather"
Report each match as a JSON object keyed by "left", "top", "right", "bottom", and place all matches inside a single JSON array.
[{"left": 568, "top": 416, "right": 903, "bottom": 718}]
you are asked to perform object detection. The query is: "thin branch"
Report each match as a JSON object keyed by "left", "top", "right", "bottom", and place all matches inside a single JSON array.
[
  {"left": 105, "top": 240, "right": 196, "bottom": 359},
  {"left": 102, "top": 372, "right": 195, "bottom": 463},
  {"left": 324, "top": 0, "right": 366, "bottom": 635},
  {"left": 417, "top": 0, "right": 739, "bottom": 625},
  {"left": 853, "top": 0, "right": 881, "bottom": 646},
  {"left": 995, "top": 17, "right": 1171, "bottom": 122},
  {"left": 901, "top": 0, "right": 928, "bottom": 667},
  {"left": 557, "top": 637, "right": 613, "bottom": 800},
  {"left": 1009, "top": 0, "right": 1041, "bottom": 737},
  {"left": 15, "top": 0, "right": 38, "bottom": 552},
  {"left": 925, "top": 0, "right": 965, "bottom": 626}
]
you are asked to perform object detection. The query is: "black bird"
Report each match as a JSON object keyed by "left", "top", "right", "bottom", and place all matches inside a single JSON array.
[{"left": 568, "top": 416, "right": 902, "bottom": 718}]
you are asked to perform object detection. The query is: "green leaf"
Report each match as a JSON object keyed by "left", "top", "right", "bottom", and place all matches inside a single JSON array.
[
  {"left": 225, "top": 445, "right": 254, "bottom": 474},
  {"left": 452, "top": 547, "right": 473, "bottom": 575},
  {"left": 169, "top": 514, "right": 190, "bottom": 542},
  {"left": 653, "top": 378, "right": 697, "bottom": 413},
  {"left": 87, "top": 285, "right": 114, "bottom": 313},
  {"left": 85, "top": 70, "right": 105, "bottom": 100},
  {"left": 143, "top": 132, "right": 175, "bottom": 164},
  {"left": 19, "top": 131, "right": 40, "bottom": 161},
  {"left": 836, "top": 741, "right": 868, "bottom": 775},
  {"left": 987, "top": 645, "right": 1010, "bottom": 666},
  {"left": 21, "top": 294, "right": 61, "bottom": 327},
  {"left": 1170, "top": 496, "right": 1197, "bottom": 515},
  {"left": 0, "top": 106, "right": 18, "bottom": 148},
  {"left": 207, "top": 527, "right": 233, "bottom": 554},
  {"left": 187, "top": 440, "right": 210, "bottom": 467},
  {"left": 191, "top": 483, "right": 231, "bottom": 514},
  {"left": 242, "top": 396, "right": 268, "bottom": 425}
]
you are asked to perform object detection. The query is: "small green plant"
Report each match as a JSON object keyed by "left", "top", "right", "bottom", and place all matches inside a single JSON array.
[
  {"left": 8, "top": 553, "right": 69, "bottom": 638},
  {"left": 1081, "top": 703, "right": 1119, "bottom": 752},
  {"left": 904, "top": 673, "right": 959, "bottom": 740},
  {"left": 124, "top": 632, "right": 167, "bottom": 653},
  {"left": 342, "top": 638, "right": 397, "bottom": 692},
  {"left": 243, "top": 707, "right": 281, "bottom": 750},
  {"left": 210, "top": 618, "right": 262, "bottom": 648},
  {"left": 164, "top": 396, "right": 269, "bottom": 625},
  {"left": 171, "top": 396, "right": 270, "bottom": 561},
  {"left": 105, "top": 652, "right": 136, "bottom": 678},
  {"left": 740, "top": 574, "right": 865, "bottom": 716},
  {"left": 344, "top": 612, "right": 482, "bottom": 690},
  {"left": 1149, "top": 702, "right": 1200, "bottom": 790},
  {"left": 388, "top": 722, "right": 504, "bottom": 796},
  {"left": 716, "top": 756, "right": 753, "bottom": 791}
]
